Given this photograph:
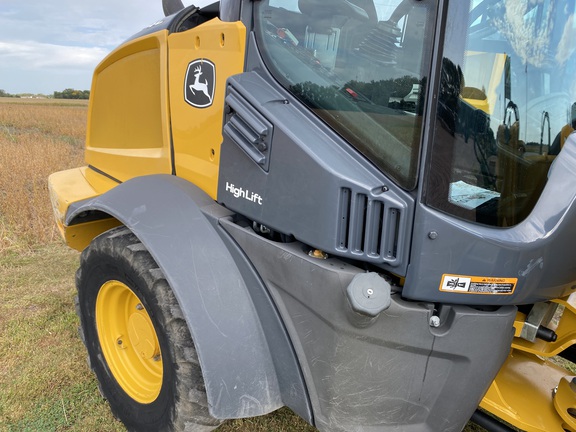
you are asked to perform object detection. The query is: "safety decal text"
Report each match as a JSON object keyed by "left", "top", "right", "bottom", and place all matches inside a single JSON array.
[{"left": 439, "top": 274, "right": 517, "bottom": 295}]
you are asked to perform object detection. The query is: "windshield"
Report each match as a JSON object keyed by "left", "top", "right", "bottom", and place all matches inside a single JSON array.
[
  {"left": 425, "top": 0, "right": 576, "bottom": 227},
  {"left": 255, "top": 0, "right": 438, "bottom": 189}
]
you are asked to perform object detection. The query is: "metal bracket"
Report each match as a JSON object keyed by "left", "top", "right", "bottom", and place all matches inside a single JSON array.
[{"left": 520, "top": 302, "right": 559, "bottom": 342}]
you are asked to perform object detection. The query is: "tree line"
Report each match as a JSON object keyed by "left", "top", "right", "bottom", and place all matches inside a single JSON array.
[
  {"left": 0, "top": 88, "right": 90, "bottom": 99},
  {"left": 53, "top": 88, "right": 90, "bottom": 99},
  {"left": 0, "top": 89, "right": 18, "bottom": 98}
]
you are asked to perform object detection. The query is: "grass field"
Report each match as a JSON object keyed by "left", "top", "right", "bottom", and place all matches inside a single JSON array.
[{"left": 0, "top": 98, "right": 486, "bottom": 431}]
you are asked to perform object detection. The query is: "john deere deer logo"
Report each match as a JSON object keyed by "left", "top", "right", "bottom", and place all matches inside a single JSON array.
[{"left": 184, "top": 59, "right": 215, "bottom": 108}]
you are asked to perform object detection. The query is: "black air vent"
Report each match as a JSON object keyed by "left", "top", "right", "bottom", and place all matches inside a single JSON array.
[
  {"left": 224, "top": 87, "right": 273, "bottom": 171},
  {"left": 337, "top": 188, "right": 402, "bottom": 264}
]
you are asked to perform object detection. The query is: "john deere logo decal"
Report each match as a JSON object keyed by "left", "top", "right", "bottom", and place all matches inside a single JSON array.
[{"left": 184, "top": 59, "right": 215, "bottom": 108}]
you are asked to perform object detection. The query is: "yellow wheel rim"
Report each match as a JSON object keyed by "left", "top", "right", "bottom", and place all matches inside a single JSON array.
[{"left": 96, "top": 280, "right": 163, "bottom": 404}]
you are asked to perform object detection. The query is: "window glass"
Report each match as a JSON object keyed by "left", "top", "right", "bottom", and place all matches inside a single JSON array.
[
  {"left": 255, "top": 0, "right": 438, "bottom": 189},
  {"left": 425, "top": 0, "right": 576, "bottom": 227}
]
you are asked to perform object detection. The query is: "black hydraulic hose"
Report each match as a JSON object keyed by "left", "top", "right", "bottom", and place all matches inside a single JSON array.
[{"left": 470, "top": 410, "right": 516, "bottom": 432}]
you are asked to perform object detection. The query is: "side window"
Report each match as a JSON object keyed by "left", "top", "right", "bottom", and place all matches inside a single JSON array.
[
  {"left": 255, "top": 0, "right": 438, "bottom": 189},
  {"left": 425, "top": 0, "right": 576, "bottom": 227}
]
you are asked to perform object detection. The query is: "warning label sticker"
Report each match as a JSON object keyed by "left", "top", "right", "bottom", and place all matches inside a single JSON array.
[{"left": 439, "top": 274, "right": 517, "bottom": 295}]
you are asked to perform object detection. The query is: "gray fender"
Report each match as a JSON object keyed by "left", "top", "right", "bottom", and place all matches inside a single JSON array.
[{"left": 67, "top": 174, "right": 310, "bottom": 421}]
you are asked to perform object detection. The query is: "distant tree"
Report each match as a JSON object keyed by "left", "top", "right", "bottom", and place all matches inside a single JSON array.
[
  {"left": 53, "top": 88, "right": 90, "bottom": 99},
  {"left": 0, "top": 89, "right": 17, "bottom": 98}
]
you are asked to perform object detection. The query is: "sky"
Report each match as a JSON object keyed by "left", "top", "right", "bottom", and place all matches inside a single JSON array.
[{"left": 0, "top": 1, "right": 170, "bottom": 95}]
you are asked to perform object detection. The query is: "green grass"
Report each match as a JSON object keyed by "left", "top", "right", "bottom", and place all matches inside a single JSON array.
[{"left": 0, "top": 243, "right": 125, "bottom": 431}]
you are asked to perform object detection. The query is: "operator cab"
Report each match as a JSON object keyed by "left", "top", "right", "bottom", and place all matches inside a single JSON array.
[{"left": 254, "top": 0, "right": 576, "bottom": 227}]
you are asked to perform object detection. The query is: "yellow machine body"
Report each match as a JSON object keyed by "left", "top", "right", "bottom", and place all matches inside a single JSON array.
[
  {"left": 86, "top": 31, "right": 172, "bottom": 182},
  {"left": 169, "top": 19, "right": 246, "bottom": 198},
  {"left": 49, "top": 19, "right": 245, "bottom": 250},
  {"left": 480, "top": 295, "right": 576, "bottom": 431}
]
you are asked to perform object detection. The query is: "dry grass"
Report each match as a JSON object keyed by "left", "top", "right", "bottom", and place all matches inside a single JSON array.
[
  {"left": 0, "top": 97, "right": 89, "bottom": 106},
  {"left": 0, "top": 101, "right": 86, "bottom": 251},
  {"left": 0, "top": 99, "right": 123, "bottom": 431}
]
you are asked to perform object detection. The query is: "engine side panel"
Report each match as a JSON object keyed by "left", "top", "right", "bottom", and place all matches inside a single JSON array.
[{"left": 86, "top": 31, "right": 172, "bottom": 182}]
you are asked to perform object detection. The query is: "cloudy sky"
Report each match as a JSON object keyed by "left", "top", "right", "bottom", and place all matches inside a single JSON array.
[{"left": 0, "top": 1, "right": 169, "bottom": 94}]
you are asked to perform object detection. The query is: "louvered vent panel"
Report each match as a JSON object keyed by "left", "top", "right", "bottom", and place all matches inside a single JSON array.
[
  {"left": 223, "top": 87, "right": 273, "bottom": 171},
  {"left": 336, "top": 188, "right": 402, "bottom": 264}
]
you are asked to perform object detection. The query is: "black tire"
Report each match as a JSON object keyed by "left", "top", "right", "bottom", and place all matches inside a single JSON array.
[{"left": 76, "top": 226, "right": 222, "bottom": 432}]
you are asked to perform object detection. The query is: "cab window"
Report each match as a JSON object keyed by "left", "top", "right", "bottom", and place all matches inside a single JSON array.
[
  {"left": 425, "top": 0, "right": 576, "bottom": 227},
  {"left": 255, "top": 0, "right": 438, "bottom": 189}
]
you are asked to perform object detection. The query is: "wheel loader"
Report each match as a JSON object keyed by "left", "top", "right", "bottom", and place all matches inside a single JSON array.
[{"left": 48, "top": 0, "right": 576, "bottom": 430}]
